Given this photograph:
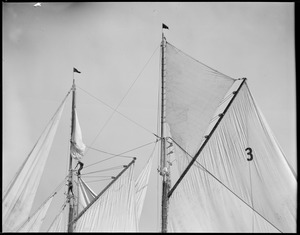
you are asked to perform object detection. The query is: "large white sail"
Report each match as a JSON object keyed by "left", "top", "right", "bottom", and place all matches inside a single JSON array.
[
  {"left": 167, "top": 83, "right": 296, "bottom": 232},
  {"left": 74, "top": 151, "right": 154, "bottom": 230},
  {"left": 17, "top": 193, "right": 55, "bottom": 232},
  {"left": 2, "top": 93, "right": 69, "bottom": 232},
  {"left": 165, "top": 42, "right": 235, "bottom": 159},
  {"left": 135, "top": 150, "right": 155, "bottom": 221},
  {"left": 47, "top": 205, "right": 67, "bottom": 232},
  {"left": 74, "top": 162, "right": 138, "bottom": 232}
]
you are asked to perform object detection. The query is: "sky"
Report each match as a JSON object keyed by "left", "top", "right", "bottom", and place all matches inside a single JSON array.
[{"left": 2, "top": 2, "right": 295, "bottom": 232}]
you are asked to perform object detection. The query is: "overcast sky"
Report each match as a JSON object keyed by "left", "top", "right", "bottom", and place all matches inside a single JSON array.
[{"left": 3, "top": 2, "right": 295, "bottom": 232}]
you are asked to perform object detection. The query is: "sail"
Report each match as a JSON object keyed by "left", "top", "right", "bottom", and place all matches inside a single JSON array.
[
  {"left": 70, "top": 109, "right": 86, "bottom": 161},
  {"left": 76, "top": 151, "right": 154, "bottom": 226},
  {"left": 47, "top": 205, "right": 67, "bottom": 232},
  {"left": 2, "top": 94, "right": 69, "bottom": 232},
  {"left": 17, "top": 194, "right": 55, "bottom": 232},
  {"left": 78, "top": 177, "right": 97, "bottom": 212},
  {"left": 165, "top": 42, "right": 235, "bottom": 159},
  {"left": 167, "top": 82, "right": 296, "bottom": 232},
  {"left": 135, "top": 150, "right": 155, "bottom": 221},
  {"left": 74, "top": 162, "right": 138, "bottom": 232}
]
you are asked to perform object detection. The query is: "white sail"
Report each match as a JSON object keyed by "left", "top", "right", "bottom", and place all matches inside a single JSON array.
[
  {"left": 167, "top": 82, "right": 296, "bottom": 232},
  {"left": 75, "top": 151, "right": 154, "bottom": 228},
  {"left": 165, "top": 42, "right": 235, "bottom": 161},
  {"left": 70, "top": 109, "right": 86, "bottom": 161},
  {"left": 2, "top": 93, "right": 69, "bottom": 232},
  {"left": 17, "top": 193, "right": 55, "bottom": 232},
  {"left": 74, "top": 162, "right": 138, "bottom": 232},
  {"left": 78, "top": 177, "right": 97, "bottom": 212},
  {"left": 47, "top": 205, "right": 67, "bottom": 232},
  {"left": 135, "top": 150, "right": 155, "bottom": 221}
]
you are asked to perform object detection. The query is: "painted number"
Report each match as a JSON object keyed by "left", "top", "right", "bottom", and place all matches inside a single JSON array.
[{"left": 245, "top": 147, "right": 253, "bottom": 161}]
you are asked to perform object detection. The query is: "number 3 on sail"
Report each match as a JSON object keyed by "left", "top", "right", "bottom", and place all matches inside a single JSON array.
[{"left": 245, "top": 147, "right": 253, "bottom": 161}]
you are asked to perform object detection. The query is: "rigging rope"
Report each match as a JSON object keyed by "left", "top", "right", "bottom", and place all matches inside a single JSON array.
[
  {"left": 47, "top": 201, "right": 67, "bottom": 232},
  {"left": 84, "top": 140, "right": 156, "bottom": 169},
  {"left": 168, "top": 137, "right": 282, "bottom": 233},
  {"left": 84, "top": 179, "right": 112, "bottom": 184},
  {"left": 87, "top": 146, "right": 134, "bottom": 158},
  {"left": 83, "top": 44, "right": 160, "bottom": 155},
  {"left": 16, "top": 191, "right": 58, "bottom": 231},
  {"left": 77, "top": 86, "right": 155, "bottom": 136},
  {"left": 80, "top": 175, "right": 112, "bottom": 178},
  {"left": 81, "top": 166, "right": 124, "bottom": 176}
]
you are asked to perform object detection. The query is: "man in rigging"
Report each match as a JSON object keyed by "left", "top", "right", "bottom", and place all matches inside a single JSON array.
[
  {"left": 75, "top": 161, "right": 84, "bottom": 176},
  {"left": 67, "top": 180, "right": 74, "bottom": 196}
]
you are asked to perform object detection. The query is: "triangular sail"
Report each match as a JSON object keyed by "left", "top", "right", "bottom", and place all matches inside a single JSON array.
[
  {"left": 74, "top": 162, "right": 138, "bottom": 232},
  {"left": 167, "top": 82, "right": 296, "bottom": 232},
  {"left": 2, "top": 92, "right": 69, "bottom": 232},
  {"left": 78, "top": 177, "right": 97, "bottom": 212},
  {"left": 76, "top": 150, "right": 155, "bottom": 228},
  {"left": 17, "top": 193, "right": 55, "bottom": 232},
  {"left": 47, "top": 204, "right": 67, "bottom": 232},
  {"left": 165, "top": 42, "right": 235, "bottom": 159},
  {"left": 135, "top": 147, "right": 155, "bottom": 221}
]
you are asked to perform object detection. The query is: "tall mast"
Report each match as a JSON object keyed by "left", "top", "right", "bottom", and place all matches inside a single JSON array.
[
  {"left": 67, "top": 76, "right": 76, "bottom": 232},
  {"left": 160, "top": 30, "right": 169, "bottom": 233}
]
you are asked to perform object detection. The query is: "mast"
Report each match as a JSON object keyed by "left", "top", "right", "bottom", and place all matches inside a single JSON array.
[
  {"left": 67, "top": 75, "right": 76, "bottom": 232},
  {"left": 160, "top": 29, "right": 169, "bottom": 233}
]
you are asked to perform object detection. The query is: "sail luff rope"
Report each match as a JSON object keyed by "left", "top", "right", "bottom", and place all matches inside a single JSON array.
[
  {"left": 167, "top": 136, "right": 282, "bottom": 233},
  {"left": 83, "top": 44, "right": 160, "bottom": 156}
]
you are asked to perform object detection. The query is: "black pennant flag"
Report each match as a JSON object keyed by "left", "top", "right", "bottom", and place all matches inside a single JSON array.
[
  {"left": 162, "top": 23, "right": 169, "bottom": 29},
  {"left": 73, "top": 67, "right": 81, "bottom": 74}
]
